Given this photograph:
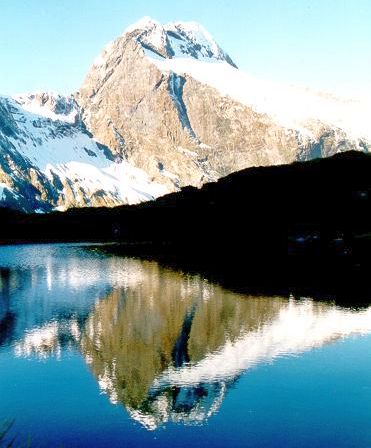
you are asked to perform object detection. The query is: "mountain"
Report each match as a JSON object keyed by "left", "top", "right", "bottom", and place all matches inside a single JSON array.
[
  {"left": 78, "top": 17, "right": 370, "bottom": 186},
  {"left": 1, "top": 17, "right": 370, "bottom": 212}
]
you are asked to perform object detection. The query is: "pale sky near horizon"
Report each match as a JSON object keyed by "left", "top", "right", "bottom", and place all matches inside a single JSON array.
[{"left": 1, "top": 0, "right": 370, "bottom": 97}]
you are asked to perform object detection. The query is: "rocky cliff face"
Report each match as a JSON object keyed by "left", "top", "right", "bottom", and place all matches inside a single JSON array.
[{"left": 0, "top": 17, "right": 370, "bottom": 212}]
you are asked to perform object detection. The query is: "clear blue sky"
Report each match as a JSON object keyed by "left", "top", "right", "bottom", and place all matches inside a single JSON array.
[{"left": 1, "top": 0, "right": 370, "bottom": 96}]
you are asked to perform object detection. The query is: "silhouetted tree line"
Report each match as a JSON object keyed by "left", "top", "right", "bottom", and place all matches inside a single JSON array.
[{"left": 2, "top": 151, "right": 371, "bottom": 301}]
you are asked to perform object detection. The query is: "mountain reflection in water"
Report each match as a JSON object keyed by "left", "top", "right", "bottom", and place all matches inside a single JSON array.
[
  {"left": 80, "top": 266, "right": 285, "bottom": 429},
  {"left": 1, "top": 245, "right": 371, "bottom": 431}
]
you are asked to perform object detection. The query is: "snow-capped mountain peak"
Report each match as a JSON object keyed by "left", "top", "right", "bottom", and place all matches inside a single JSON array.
[
  {"left": 2, "top": 17, "right": 371, "bottom": 213},
  {"left": 122, "top": 17, "right": 237, "bottom": 66},
  {"left": 123, "top": 16, "right": 161, "bottom": 34}
]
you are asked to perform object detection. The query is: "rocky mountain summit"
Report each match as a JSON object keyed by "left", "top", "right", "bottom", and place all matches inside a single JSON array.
[{"left": 1, "top": 17, "right": 370, "bottom": 211}]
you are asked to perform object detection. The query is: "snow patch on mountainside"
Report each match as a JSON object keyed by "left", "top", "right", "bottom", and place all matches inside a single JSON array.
[
  {"left": 166, "top": 21, "right": 222, "bottom": 60},
  {"left": 148, "top": 56, "right": 371, "bottom": 141},
  {"left": 47, "top": 160, "right": 167, "bottom": 207},
  {"left": 0, "top": 95, "right": 169, "bottom": 210},
  {"left": 14, "top": 93, "right": 79, "bottom": 123},
  {"left": 6, "top": 98, "right": 104, "bottom": 170}
]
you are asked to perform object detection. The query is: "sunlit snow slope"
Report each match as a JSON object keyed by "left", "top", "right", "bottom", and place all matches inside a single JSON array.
[{"left": 0, "top": 93, "right": 167, "bottom": 212}]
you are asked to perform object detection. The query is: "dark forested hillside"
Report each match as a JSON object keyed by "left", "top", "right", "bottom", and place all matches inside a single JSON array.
[{"left": 2, "top": 151, "right": 371, "bottom": 301}]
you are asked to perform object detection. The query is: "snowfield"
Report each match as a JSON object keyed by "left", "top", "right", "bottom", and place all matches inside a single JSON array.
[
  {"left": 0, "top": 94, "right": 168, "bottom": 210},
  {"left": 147, "top": 56, "right": 371, "bottom": 141}
]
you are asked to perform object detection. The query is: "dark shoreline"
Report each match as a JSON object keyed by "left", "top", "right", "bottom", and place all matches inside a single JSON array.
[
  {"left": 1, "top": 237, "right": 371, "bottom": 308},
  {"left": 2, "top": 151, "right": 371, "bottom": 306},
  {"left": 101, "top": 244, "right": 371, "bottom": 308}
]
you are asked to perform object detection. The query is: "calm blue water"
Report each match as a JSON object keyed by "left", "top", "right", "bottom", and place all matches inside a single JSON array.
[{"left": 1, "top": 244, "right": 371, "bottom": 447}]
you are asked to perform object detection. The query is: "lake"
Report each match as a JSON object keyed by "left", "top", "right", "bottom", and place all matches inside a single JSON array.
[{"left": 1, "top": 244, "right": 371, "bottom": 447}]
